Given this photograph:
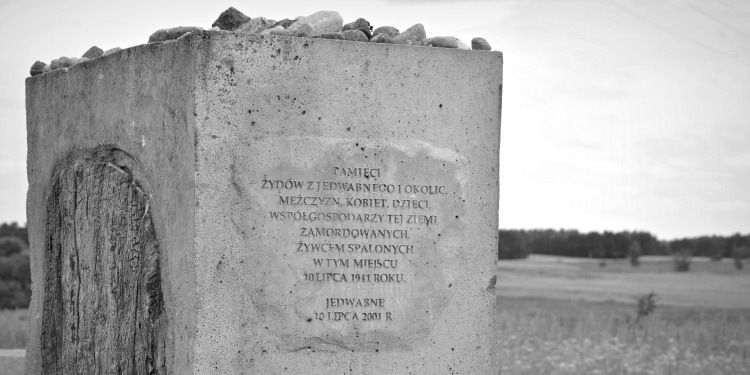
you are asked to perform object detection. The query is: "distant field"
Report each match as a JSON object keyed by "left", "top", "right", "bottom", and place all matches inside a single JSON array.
[
  {"left": 0, "top": 310, "right": 26, "bottom": 375},
  {"left": 497, "top": 255, "right": 750, "bottom": 374},
  {"left": 0, "top": 310, "right": 26, "bottom": 349},
  {"left": 0, "top": 350, "right": 24, "bottom": 375},
  {"left": 497, "top": 296, "right": 750, "bottom": 375},
  {"left": 3, "top": 255, "right": 749, "bottom": 374},
  {"left": 498, "top": 255, "right": 750, "bottom": 308}
]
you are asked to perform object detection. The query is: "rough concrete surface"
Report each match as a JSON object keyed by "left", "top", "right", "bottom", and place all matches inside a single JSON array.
[
  {"left": 26, "top": 31, "right": 502, "bottom": 374},
  {"left": 26, "top": 38, "right": 199, "bottom": 375}
]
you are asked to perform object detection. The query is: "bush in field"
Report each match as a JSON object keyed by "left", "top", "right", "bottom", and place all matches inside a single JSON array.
[
  {"left": 498, "top": 230, "right": 530, "bottom": 259},
  {"left": 733, "top": 245, "right": 749, "bottom": 271},
  {"left": 0, "top": 236, "right": 31, "bottom": 309},
  {"left": 627, "top": 292, "right": 657, "bottom": 340},
  {"left": 0, "top": 253, "right": 32, "bottom": 308},
  {"left": 0, "top": 237, "right": 26, "bottom": 257},
  {"left": 0, "top": 223, "right": 28, "bottom": 246},
  {"left": 673, "top": 248, "right": 692, "bottom": 272},
  {"left": 628, "top": 240, "right": 642, "bottom": 267},
  {"left": 635, "top": 292, "right": 657, "bottom": 321}
]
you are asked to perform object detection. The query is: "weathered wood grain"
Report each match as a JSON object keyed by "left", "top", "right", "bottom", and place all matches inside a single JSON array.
[{"left": 42, "top": 147, "right": 166, "bottom": 374}]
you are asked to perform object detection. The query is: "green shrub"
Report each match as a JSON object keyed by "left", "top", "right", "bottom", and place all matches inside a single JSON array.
[
  {"left": 0, "top": 237, "right": 26, "bottom": 257},
  {"left": 628, "top": 241, "right": 642, "bottom": 267},
  {"left": 733, "top": 246, "right": 749, "bottom": 271},
  {"left": 0, "top": 251, "right": 31, "bottom": 309},
  {"left": 673, "top": 249, "right": 692, "bottom": 272}
]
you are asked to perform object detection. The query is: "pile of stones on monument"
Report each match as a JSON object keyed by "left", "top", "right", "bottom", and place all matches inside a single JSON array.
[{"left": 29, "top": 7, "right": 493, "bottom": 77}]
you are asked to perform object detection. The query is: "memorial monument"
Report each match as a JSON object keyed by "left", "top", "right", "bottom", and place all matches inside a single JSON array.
[{"left": 25, "top": 10, "right": 502, "bottom": 374}]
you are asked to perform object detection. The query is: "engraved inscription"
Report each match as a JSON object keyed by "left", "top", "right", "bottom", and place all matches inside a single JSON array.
[{"left": 260, "top": 163, "right": 451, "bottom": 324}]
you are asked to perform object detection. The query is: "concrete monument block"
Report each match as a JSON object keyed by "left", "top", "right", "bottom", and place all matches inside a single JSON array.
[{"left": 26, "top": 31, "right": 502, "bottom": 374}]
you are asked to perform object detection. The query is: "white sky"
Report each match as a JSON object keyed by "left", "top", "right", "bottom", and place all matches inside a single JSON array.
[{"left": 0, "top": 0, "right": 748, "bottom": 239}]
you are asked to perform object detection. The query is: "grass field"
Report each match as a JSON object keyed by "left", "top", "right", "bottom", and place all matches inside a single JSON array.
[
  {"left": 497, "top": 255, "right": 750, "bottom": 374},
  {"left": 1, "top": 255, "right": 749, "bottom": 374},
  {"left": 498, "top": 255, "right": 750, "bottom": 308},
  {"left": 0, "top": 310, "right": 26, "bottom": 349},
  {"left": 0, "top": 310, "right": 27, "bottom": 375},
  {"left": 0, "top": 351, "right": 24, "bottom": 375}
]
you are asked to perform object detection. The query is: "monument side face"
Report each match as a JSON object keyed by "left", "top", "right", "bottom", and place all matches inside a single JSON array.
[
  {"left": 192, "top": 33, "right": 502, "bottom": 374},
  {"left": 25, "top": 39, "right": 199, "bottom": 374}
]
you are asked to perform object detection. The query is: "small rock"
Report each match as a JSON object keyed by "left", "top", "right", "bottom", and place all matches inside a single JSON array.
[
  {"left": 42, "top": 65, "right": 51, "bottom": 73},
  {"left": 237, "top": 17, "right": 275, "bottom": 34},
  {"left": 392, "top": 23, "right": 426, "bottom": 46},
  {"left": 270, "top": 23, "right": 313, "bottom": 37},
  {"left": 427, "top": 36, "right": 459, "bottom": 49},
  {"left": 342, "top": 30, "right": 368, "bottom": 42},
  {"left": 30, "top": 61, "right": 46, "bottom": 76},
  {"left": 316, "top": 32, "right": 344, "bottom": 40},
  {"left": 456, "top": 40, "right": 470, "bottom": 50},
  {"left": 49, "top": 57, "right": 75, "bottom": 70},
  {"left": 82, "top": 46, "right": 103, "bottom": 59},
  {"left": 103, "top": 47, "right": 122, "bottom": 56},
  {"left": 343, "top": 18, "right": 372, "bottom": 38},
  {"left": 148, "top": 26, "right": 202, "bottom": 43},
  {"left": 212, "top": 7, "right": 250, "bottom": 31},
  {"left": 272, "top": 19, "right": 296, "bottom": 29},
  {"left": 288, "top": 10, "right": 343, "bottom": 36},
  {"left": 75, "top": 57, "right": 90, "bottom": 65},
  {"left": 210, "top": 26, "right": 220, "bottom": 31},
  {"left": 369, "top": 34, "right": 393, "bottom": 44},
  {"left": 268, "top": 28, "right": 288, "bottom": 36},
  {"left": 292, "top": 24, "right": 314, "bottom": 37},
  {"left": 261, "top": 25, "right": 285, "bottom": 35},
  {"left": 372, "top": 26, "right": 399, "bottom": 38},
  {"left": 58, "top": 57, "right": 76, "bottom": 68},
  {"left": 471, "top": 37, "right": 492, "bottom": 51}
]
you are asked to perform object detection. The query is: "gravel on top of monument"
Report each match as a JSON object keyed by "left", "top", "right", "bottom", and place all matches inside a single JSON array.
[
  {"left": 148, "top": 26, "right": 203, "bottom": 43},
  {"left": 212, "top": 6, "right": 251, "bottom": 31},
  {"left": 373, "top": 26, "right": 400, "bottom": 38},
  {"left": 237, "top": 17, "right": 275, "bottom": 34},
  {"left": 427, "top": 36, "right": 469, "bottom": 50},
  {"left": 342, "top": 30, "right": 369, "bottom": 43},
  {"left": 287, "top": 10, "right": 343, "bottom": 36},
  {"left": 29, "top": 61, "right": 46, "bottom": 76},
  {"left": 342, "top": 18, "right": 372, "bottom": 38},
  {"left": 316, "top": 32, "right": 345, "bottom": 40},
  {"left": 392, "top": 23, "right": 427, "bottom": 46},
  {"left": 28, "top": 7, "right": 497, "bottom": 77},
  {"left": 471, "top": 37, "right": 492, "bottom": 51},
  {"left": 82, "top": 46, "right": 104, "bottom": 59}
]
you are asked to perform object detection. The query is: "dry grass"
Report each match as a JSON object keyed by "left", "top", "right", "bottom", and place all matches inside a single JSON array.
[
  {"left": 498, "top": 255, "right": 750, "bottom": 308},
  {"left": 2, "top": 255, "right": 749, "bottom": 374},
  {"left": 498, "top": 297, "right": 750, "bottom": 375},
  {"left": 0, "top": 350, "right": 24, "bottom": 375},
  {"left": 0, "top": 310, "right": 26, "bottom": 349},
  {"left": 497, "top": 255, "right": 750, "bottom": 374}
]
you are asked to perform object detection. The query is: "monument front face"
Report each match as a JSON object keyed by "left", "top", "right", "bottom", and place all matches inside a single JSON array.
[
  {"left": 193, "top": 34, "right": 502, "bottom": 374},
  {"left": 242, "top": 138, "right": 463, "bottom": 348},
  {"left": 26, "top": 32, "right": 501, "bottom": 374}
]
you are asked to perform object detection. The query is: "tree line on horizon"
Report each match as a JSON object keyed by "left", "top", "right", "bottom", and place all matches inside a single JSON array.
[
  {"left": 0, "top": 222, "right": 31, "bottom": 309},
  {"left": 2, "top": 222, "right": 749, "bottom": 309},
  {"left": 498, "top": 228, "right": 750, "bottom": 261}
]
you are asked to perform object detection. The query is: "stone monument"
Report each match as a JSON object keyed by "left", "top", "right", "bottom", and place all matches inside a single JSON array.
[{"left": 26, "top": 29, "right": 502, "bottom": 374}]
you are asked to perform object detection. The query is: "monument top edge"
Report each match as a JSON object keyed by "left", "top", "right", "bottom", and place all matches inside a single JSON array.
[{"left": 26, "top": 30, "right": 502, "bottom": 83}]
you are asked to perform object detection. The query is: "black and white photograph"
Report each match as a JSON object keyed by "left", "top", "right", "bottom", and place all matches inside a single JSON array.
[{"left": 1, "top": 0, "right": 749, "bottom": 374}]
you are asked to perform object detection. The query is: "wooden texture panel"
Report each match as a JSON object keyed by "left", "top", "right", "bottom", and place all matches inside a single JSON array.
[{"left": 42, "top": 147, "right": 166, "bottom": 374}]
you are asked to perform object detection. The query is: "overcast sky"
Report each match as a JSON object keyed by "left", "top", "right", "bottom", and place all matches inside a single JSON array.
[{"left": 1, "top": 0, "right": 748, "bottom": 239}]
